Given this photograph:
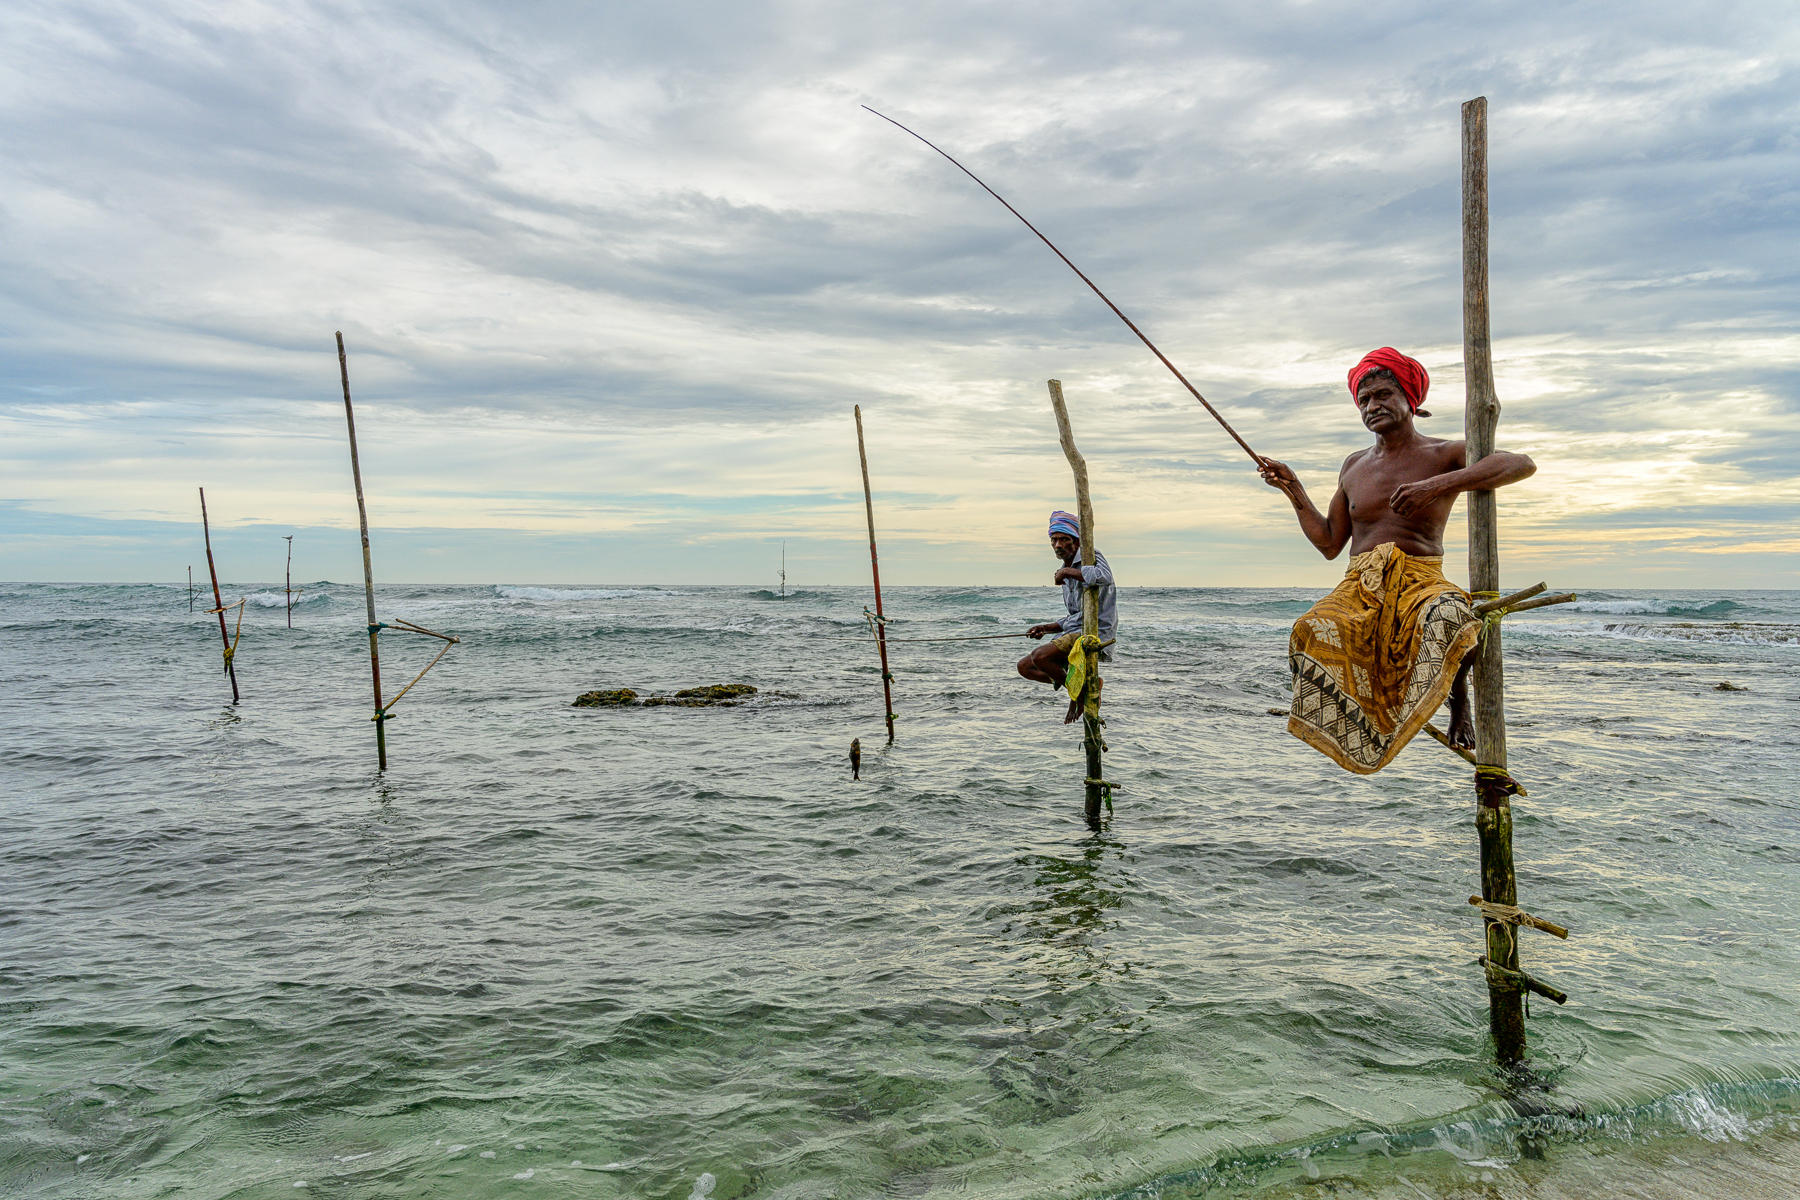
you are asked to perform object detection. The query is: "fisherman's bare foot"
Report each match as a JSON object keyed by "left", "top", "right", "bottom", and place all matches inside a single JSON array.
[
  {"left": 1064, "top": 676, "right": 1102, "bottom": 725},
  {"left": 1447, "top": 698, "right": 1474, "bottom": 748},
  {"left": 1447, "top": 660, "right": 1474, "bottom": 748}
]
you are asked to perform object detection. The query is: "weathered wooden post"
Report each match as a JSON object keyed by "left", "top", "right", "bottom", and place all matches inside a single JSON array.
[
  {"left": 198, "top": 487, "right": 240, "bottom": 703},
  {"left": 337, "top": 332, "right": 387, "bottom": 770},
  {"left": 187, "top": 565, "right": 195, "bottom": 612},
  {"left": 1046, "top": 380, "right": 1106, "bottom": 828},
  {"left": 854, "top": 405, "right": 896, "bottom": 744},
  {"left": 284, "top": 535, "right": 296, "bottom": 628},
  {"left": 1462, "top": 95, "right": 1528, "bottom": 1066}
]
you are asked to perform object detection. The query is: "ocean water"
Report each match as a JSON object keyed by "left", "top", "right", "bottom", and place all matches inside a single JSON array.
[{"left": 1, "top": 580, "right": 1797, "bottom": 1199}]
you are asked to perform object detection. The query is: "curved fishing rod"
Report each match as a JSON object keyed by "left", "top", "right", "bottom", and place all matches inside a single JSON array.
[{"left": 863, "top": 104, "right": 1263, "bottom": 466}]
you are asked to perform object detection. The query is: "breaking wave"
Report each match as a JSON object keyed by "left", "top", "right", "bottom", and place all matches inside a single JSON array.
[
  {"left": 1565, "top": 598, "right": 1746, "bottom": 618},
  {"left": 744, "top": 588, "right": 829, "bottom": 600},
  {"left": 247, "top": 590, "right": 330, "bottom": 608},
  {"left": 494, "top": 585, "right": 659, "bottom": 602},
  {"left": 1531, "top": 621, "right": 1800, "bottom": 647}
]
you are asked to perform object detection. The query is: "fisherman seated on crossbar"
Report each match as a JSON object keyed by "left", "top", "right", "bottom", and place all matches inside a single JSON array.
[
  {"left": 1257, "top": 348, "right": 1535, "bottom": 773},
  {"left": 1019, "top": 510, "right": 1116, "bottom": 722}
]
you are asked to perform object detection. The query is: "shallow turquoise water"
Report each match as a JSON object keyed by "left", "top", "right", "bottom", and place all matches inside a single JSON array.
[{"left": 1, "top": 582, "right": 1796, "bottom": 1197}]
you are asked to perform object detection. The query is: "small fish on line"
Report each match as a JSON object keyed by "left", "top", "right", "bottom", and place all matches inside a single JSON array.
[{"left": 850, "top": 738, "right": 861, "bottom": 781}]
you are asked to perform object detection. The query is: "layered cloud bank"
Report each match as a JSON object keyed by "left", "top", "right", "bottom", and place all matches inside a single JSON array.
[{"left": 3, "top": 1, "right": 1796, "bottom": 585}]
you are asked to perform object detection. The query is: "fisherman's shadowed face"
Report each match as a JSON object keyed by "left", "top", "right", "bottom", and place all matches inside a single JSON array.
[
  {"left": 1049, "top": 532, "right": 1078, "bottom": 564},
  {"left": 1355, "top": 372, "right": 1413, "bottom": 435}
]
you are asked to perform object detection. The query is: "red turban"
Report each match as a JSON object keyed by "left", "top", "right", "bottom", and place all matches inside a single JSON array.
[{"left": 1348, "top": 348, "right": 1430, "bottom": 414}]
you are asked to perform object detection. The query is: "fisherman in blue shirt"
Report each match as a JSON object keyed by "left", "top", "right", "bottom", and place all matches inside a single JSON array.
[{"left": 1018, "top": 510, "right": 1116, "bottom": 718}]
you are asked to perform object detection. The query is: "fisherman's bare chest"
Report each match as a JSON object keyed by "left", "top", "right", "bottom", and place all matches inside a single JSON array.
[{"left": 1341, "top": 439, "right": 1463, "bottom": 523}]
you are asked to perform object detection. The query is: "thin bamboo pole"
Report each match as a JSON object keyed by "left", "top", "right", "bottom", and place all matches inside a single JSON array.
[
  {"left": 1463, "top": 96, "right": 1527, "bottom": 1067},
  {"left": 337, "top": 332, "right": 387, "bottom": 770},
  {"left": 284, "top": 535, "right": 295, "bottom": 629},
  {"left": 188, "top": 565, "right": 195, "bottom": 613},
  {"left": 854, "top": 405, "right": 896, "bottom": 744},
  {"left": 1047, "top": 380, "right": 1104, "bottom": 828},
  {"left": 199, "top": 487, "right": 240, "bottom": 703}
]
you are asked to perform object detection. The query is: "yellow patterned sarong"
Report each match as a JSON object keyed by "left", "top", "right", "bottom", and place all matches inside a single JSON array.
[{"left": 1287, "top": 543, "right": 1481, "bottom": 774}]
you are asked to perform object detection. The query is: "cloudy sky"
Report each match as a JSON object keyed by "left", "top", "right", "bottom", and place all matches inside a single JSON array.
[{"left": 3, "top": 0, "right": 1796, "bottom": 587}]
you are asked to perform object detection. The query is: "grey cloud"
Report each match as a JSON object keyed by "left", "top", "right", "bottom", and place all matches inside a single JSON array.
[{"left": 2, "top": 0, "right": 1796, "bottom": 581}]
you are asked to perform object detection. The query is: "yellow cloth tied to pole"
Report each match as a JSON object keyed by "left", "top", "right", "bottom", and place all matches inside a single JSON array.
[
  {"left": 1061, "top": 633, "right": 1105, "bottom": 719},
  {"left": 1287, "top": 542, "right": 1481, "bottom": 775}
]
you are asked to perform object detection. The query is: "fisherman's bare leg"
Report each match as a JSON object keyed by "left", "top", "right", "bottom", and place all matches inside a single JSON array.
[
  {"left": 1017, "top": 642, "right": 1068, "bottom": 687},
  {"left": 1446, "top": 655, "right": 1475, "bottom": 748}
]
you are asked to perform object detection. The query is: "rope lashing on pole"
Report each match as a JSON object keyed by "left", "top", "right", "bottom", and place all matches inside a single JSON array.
[
  {"left": 367, "top": 618, "right": 460, "bottom": 721},
  {"left": 206, "top": 598, "right": 247, "bottom": 672},
  {"left": 864, "top": 105, "right": 1263, "bottom": 467}
]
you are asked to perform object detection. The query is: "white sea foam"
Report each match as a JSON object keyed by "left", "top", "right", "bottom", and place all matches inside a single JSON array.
[
  {"left": 1529, "top": 621, "right": 1800, "bottom": 647},
  {"left": 496, "top": 586, "right": 644, "bottom": 602},
  {"left": 1563, "top": 597, "right": 1746, "bottom": 618},
  {"left": 689, "top": 1171, "right": 716, "bottom": 1200},
  {"left": 1672, "top": 1088, "right": 1753, "bottom": 1142},
  {"left": 512, "top": 1168, "right": 535, "bottom": 1180},
  {"left": 246, "top": 590, "right": 327, "bottom": 608}
]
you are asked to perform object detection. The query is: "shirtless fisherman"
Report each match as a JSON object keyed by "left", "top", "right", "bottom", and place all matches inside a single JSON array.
[
  {"left": 1256, "top": 348, "right": 1535, "bottom": 773},
  {"left": 1018, "top": 510, "right": 1116, "bottom": 722}
]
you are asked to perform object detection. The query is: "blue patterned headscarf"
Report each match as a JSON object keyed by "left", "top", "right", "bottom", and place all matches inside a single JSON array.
[{"left": 1048, "top": 510, "right": 1080, "bottom": 540}]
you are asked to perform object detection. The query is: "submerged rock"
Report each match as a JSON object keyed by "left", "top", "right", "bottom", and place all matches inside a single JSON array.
[
  {"left": 574, "top": 683, "right": 785, "bottom": 709},
  {"left": 1713, "top": 681, "right": 1749, "bottom": 691},
  {"left": 677, "top": 683, "right": 757, "bottom": 701},
  {"left": 572, "top": 688, "right": 638, "bottom": 707},
  {"left": 642, "top": 683, "right": 759, "bottom": 707}
]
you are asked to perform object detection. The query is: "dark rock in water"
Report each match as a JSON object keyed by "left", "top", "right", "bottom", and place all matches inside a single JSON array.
[
  {"left": 1714, "top": 681, "right": 1749, "bottom": 691},
  {"left": 572, "top": 688, "right": 638, "bottom": 707},
  {"left": 642, "top": 683, "right": 762, "bottom": 708},
  {"left": 676, "top": 683, "right": 758, "bottom": 701},
  {"left": 575, "top": 683, "right": 786, "bottom": 709}
]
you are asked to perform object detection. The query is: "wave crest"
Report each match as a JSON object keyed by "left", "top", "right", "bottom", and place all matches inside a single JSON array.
[
  {"left": 495, "top": 586, "right": 646, "bottom": 602},
  {"left": 1567, "top": 598, "right": 1744, "bottom": 618}
]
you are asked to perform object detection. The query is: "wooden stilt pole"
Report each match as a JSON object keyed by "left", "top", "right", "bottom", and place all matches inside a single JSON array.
[
  {"left": 199, "top": 487, "right": 240, "bottom": 703},
  {"left": 1462, "top": 96, "right": 1527, "bottom": 1067},
  {"left": 188, "top": 565, "right": 195, "bottom": 613},
  {"left": 1047, "top": 380, "right": 1105, "bottom": 829},
  {"left": 854, "top": 405, "right": 896, "bottom": 744},
  {"left": 284, "top": 535, "right": 295, "bottom": 629},
  {"left": 337, "top": 332, "right": 387, "bottom": 770}
]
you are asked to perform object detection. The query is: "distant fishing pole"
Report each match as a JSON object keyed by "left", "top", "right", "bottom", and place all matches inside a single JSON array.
[{"left": 863, "top": 104, "right": 1263, "bottom": 466}]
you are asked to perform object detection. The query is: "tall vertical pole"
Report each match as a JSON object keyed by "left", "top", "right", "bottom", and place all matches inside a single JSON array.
[
  {"left": 1047, "top": 380, "right": 1104, "bottom": 827},
  {"left": 284, "top": 535, "right": 295, "bottom": 629},
  {"left": 854, "top": 405, "right": 896, "bottom": 744},
  {"left": 1462, "top": 96, "right": 1526, "bottom": 1066},
  {"left": 338, "top": 332, "right": 387, "bottom": 770},
  {"left": 188, "top": 565, "right": 195, "bottom": 612},
  {"left": 199, "top": 487, "right": 240, "bottom": 703}
]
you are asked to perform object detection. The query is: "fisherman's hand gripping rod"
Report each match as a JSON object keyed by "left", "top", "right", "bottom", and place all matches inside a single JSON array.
[{"left": 864, "top": 105, "right": 1263, "bottom": 466}]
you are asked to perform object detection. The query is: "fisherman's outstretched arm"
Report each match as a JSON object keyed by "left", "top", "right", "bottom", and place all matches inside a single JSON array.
[
  {"left": 1258, "top": 457, "right": 1352, "bottom": 559},
  {"left": 1389, "top": 447, "right": 1535, "bottom": 515}
]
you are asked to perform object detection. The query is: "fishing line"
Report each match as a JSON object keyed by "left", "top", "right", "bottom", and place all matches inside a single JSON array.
[{"left": 863, "top": 105, "right": 1264, "bottom": 466}]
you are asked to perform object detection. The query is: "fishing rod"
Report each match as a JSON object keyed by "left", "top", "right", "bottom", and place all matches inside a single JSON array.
[{"left": 863, "top": 105, "right": 1263, "bottom": 466}]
